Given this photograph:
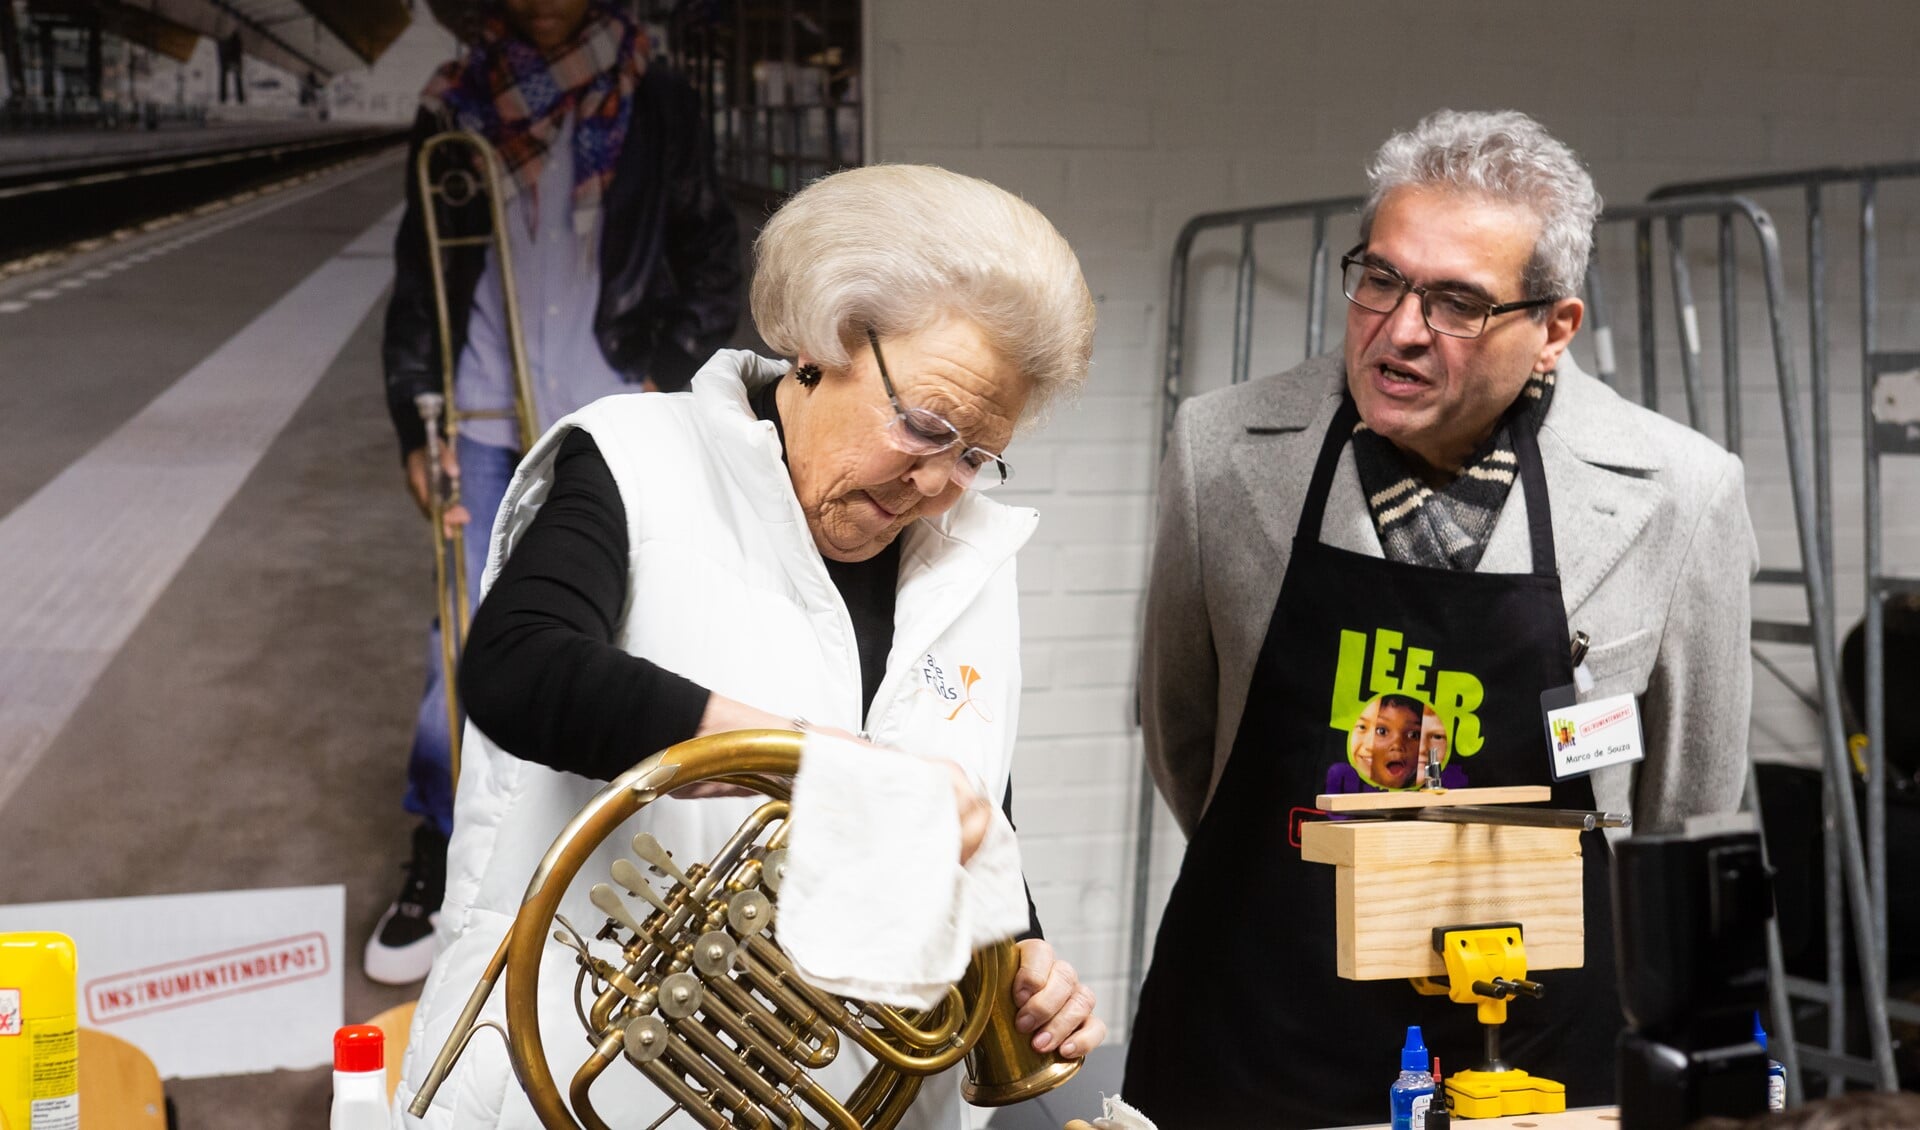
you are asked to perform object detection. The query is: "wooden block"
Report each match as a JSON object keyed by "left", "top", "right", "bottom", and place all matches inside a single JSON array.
[
  {"left": 1314, "top": 785, "right": 1553, "bottom": 812},
  {"left": 78, "top": 1028, "right": 166, "bottom": 1129},
  {"left": 1300, "top": 820, "right": 1585, "bottom": 980},
  {"left": 1300, "top": 820, "right": 1578, "bottom": 867}
]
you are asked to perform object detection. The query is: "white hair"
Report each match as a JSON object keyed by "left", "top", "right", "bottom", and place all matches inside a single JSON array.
[
  {"left": 1361, "top": 110, "right": 1602, "bottom": 307},
  {"left": 751, "top": 164, "right": 1095, "bottom": 418}
]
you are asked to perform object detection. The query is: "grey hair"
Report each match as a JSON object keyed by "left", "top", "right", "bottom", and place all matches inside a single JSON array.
[
  {"left": 1360, "top": 110, "right": 1601, "bottom": 309},
  {"left": 751, "top": 164, "right": 1095, "bottom": 420}
]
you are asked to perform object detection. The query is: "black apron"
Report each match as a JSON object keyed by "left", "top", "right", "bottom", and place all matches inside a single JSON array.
[{"left": 1124, "top": 397, "right": 1620, "bottom": 1128}]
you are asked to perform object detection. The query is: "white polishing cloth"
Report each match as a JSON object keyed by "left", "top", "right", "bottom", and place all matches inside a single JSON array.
[
  {"left": 777, "top": 732, "right": 1030, "bottom": 1008},
  {"left": 1091, "top": 1096, "right": 1159, "bottom": 1130}
]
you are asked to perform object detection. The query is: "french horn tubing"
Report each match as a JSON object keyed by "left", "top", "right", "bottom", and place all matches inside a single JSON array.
[{"left": 409, "top": 729, "right": 1081, "bottom": 1129}]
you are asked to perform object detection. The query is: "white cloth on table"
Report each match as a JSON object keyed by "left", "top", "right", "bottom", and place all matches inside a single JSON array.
[{"left": 1092, "top": 1096, "right": 1160, "bottom": 1130}]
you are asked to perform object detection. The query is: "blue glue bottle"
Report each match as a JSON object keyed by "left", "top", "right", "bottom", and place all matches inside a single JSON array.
[
  {"left": 1754, "top": 1012, "right": 1786, "bottom": 1111},
  {"left": 1390, "top": 1025, "right": 1436, "bottom": 1130}
]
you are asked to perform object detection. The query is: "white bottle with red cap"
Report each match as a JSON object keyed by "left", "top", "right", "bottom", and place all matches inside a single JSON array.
[{"left": 331, "top": 1024, "right": 389, "bottom": 1130}]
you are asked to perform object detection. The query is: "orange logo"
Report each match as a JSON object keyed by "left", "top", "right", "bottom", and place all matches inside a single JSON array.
[
  {"left": 921, "top": 654, "right": 993, "bottom": 723},
  {"left": 945, "top": 665, "right": 993, "bottom": 722}
]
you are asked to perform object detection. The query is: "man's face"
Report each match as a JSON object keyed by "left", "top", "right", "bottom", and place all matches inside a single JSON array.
[
  {"left": 503, "top": 0, "right": 592, "bottom": 53},
  {"left": 1343, "top": 186, "right": 1582, "bottom": 473}
]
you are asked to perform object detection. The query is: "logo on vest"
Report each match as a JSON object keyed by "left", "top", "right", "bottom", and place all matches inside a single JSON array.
[
  {"left": 919, "top": 653, "right": 992, "bottom": 722},
  {"left": 1323, "top": 628, "right": 1486, "bottom": 794}
]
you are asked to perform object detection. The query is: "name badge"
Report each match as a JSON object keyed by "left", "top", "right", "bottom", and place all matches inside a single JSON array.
[{"left": 1541, "top": 687, "right": 1646, "bottom": 780}]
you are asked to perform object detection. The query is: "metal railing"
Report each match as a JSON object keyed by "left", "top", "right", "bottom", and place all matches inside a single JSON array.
[
  {"left": 1135, "top": 190, "right": 1896, "bottom": 1098},
  {"left": 714, "top": 100, "right": 860, "bottom": 198},
  {"left": 1132, "top": 194, "right": 1365, "bottom": 1026},
  {"left": 1650, "top": 161, "right": 1920, "bottom": 1096},
  {"left": 1156, "top": 195, "right": 1366, "bottom": 450},
  {"left": 0, "top": 96, "right": 208, "bottom": 131}
]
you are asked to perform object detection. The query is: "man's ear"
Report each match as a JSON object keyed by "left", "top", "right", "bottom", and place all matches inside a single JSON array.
[{"left": 1535, "top": 297, "right": 1585, "bottom": 372}]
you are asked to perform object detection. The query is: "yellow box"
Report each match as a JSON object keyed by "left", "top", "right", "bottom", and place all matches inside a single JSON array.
[{"left": 0, "top": 932, "right": 78, "bottom": 1130}]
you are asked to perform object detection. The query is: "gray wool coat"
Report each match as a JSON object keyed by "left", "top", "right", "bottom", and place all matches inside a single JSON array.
[{"left": 1141, "top": 352, "right": 1758, "bottom": 839}]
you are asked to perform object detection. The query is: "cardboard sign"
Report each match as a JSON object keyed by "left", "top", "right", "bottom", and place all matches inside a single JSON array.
[{"left": 0, "top": 887, "right": 343, "bottom": 1078}]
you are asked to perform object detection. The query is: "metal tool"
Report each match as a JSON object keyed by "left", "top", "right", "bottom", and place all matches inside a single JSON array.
[{"left": 1411, "top": 805, "right": 1630, "bottom": 832}]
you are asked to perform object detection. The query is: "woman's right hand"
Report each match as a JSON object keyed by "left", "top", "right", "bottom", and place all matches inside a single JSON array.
[
  {"left": 674, "top": 694, "right": 796, "bottom": 797},
  {"left": 693, "top": 693, "right": 794, "bottom": 738},
  {"left": 693, "top": 696, "right": 990, "bottom": 861},
  {"left": 943, "top": 760, "right": 992, "bottom": 864}
]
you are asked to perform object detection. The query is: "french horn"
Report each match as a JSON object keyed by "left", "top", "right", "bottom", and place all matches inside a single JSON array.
[{"left": 408, "top": 729, "right": 1081, "bottom": 1129}]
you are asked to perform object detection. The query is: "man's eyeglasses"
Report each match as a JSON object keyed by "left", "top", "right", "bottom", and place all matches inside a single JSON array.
[
  {"left": 866, "top": 328, "right": 1012, "bottom": 491},
  {"left": 1339, "top": 244, "right": 1559, "bottom": 339}
]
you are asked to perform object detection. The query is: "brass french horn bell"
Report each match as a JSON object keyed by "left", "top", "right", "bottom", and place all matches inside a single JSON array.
[{"left": 410, "top": 729, "right": 1080, "bottom": 1129}]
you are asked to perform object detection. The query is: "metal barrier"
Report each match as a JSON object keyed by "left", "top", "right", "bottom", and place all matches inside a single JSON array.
[
  {"left": 714, "top": 102, "right": 861, "bottom": 197},
  {"left": 673, "top": 0, "right": 864, "bottom": 201},
  {"left": 1155, "top": 195, "right": 1366, "bottom": 451},
  {"left": 1136, "top": 190, "right": 1896, "bottom": 1097},
  {"left": 1130, "top": 194, "right": 1365, "bottom": 1026},
  {"left": 1650, "top": 162, "right": 1920, "bottom": 1095},
  {"left": 0, "top": 96, "right": 208, "bottom": 131}
]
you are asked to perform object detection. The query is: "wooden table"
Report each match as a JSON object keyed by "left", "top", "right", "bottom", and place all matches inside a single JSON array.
[{"left": 1347, "top": 1108, "right": 1622, "bottom": 1128}]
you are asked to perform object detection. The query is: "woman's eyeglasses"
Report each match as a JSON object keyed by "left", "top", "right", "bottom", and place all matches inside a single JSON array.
[{"left": 866, "top": 327, "right": 1012, "bottom": 491}]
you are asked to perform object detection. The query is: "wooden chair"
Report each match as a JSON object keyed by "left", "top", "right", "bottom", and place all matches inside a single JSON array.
[
  {"left": 362, "top": 1000, "right": 418, "bottom": 1102},
  {"left": 78, "top": 1027, "right": 166, "bottom": 1129}
]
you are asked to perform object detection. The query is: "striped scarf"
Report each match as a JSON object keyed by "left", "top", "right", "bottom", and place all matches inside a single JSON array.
[
  {"left": 420, "top": 2, "right": 646, "bottom": 237},
  {"left": 1352, "top": 371, "right": 1556, "bottom": 571}
]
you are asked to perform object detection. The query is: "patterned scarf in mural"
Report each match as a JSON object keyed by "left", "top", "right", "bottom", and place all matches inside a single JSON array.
[
  {"left": 420, "top": 2, "right": 647, "bottom": 237},
  {"left": 1352, "top": 370, "right": 1556, "bottom": 572}
]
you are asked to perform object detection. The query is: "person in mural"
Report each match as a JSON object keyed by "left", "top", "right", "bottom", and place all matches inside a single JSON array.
[
  {"left": 1326, "top": 693, "right": 1457, "bottom": 793},
  {"left": 1128, "top": 110, "right": 1757, "bottom": 1126},
  {"left": 1421, "top": 704, "right": 1451, "bottom": 783},
  {"left": 370, "top": 0, "right": 742, "bottom": 984},
  {"left": 1357, "top": 693, "right": 1424, "bottom": 788}
]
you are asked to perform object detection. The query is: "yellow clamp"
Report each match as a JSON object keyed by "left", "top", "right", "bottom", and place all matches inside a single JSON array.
[
  {"left": 1408, "top": 923, "right": 1534, "bottom": 1026},
  {"left": 1447, "top": 1066, "right": 1567, "bottom": 1118},
  {"left": 1409, "top": 924, "right": 1568, "bottom": 1118}
]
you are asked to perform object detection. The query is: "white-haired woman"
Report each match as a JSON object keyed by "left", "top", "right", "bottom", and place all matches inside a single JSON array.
[{"left": 396, "top": 164, "right": 1103, "bottom": 1129}]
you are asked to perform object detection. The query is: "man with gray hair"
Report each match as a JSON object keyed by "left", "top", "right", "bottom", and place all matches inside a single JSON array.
[{"left": 1126, "top": 110, "right": 1756, "bottom": 1125}]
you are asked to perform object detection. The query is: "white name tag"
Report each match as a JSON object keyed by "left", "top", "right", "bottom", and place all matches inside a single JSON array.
[{"left": 1544, "top": 691, "right": 1646, "bottom": 779}]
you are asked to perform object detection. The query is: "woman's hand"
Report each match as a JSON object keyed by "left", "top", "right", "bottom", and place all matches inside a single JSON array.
[
  {"left": 692, "top": 699, "right": 989, "bottom": 863},
  {"left": 944, "top": 760, "right": 992, "bottom": 865},
  {"left": 674, "top": 694, "right": 793, "bottom": 797},
  {"left": 1010, "top": 939, "right": 1105, "bottom": 1059},
  {"left": 694, "top": 693, "right": 792, "bottom": 738}
]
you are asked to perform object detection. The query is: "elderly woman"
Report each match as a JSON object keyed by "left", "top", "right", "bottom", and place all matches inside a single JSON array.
[{"left": 397, "top": 164, "right": 1102, "bottom": 1129}]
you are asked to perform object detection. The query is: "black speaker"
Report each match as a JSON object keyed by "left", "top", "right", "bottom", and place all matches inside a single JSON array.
[{"left": 1612, "top": 823, "right": 1772, "bottom": 1128}]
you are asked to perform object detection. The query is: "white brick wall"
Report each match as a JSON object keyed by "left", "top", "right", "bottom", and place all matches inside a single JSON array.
[{"left": 870, "top": 0, "right": 1920, "bottom": 1038}]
